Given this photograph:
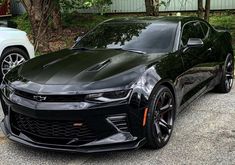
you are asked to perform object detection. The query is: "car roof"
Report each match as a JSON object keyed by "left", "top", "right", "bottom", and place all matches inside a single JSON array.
[{"left": 105, "top": 16, "right": 204, "bottom": 25}]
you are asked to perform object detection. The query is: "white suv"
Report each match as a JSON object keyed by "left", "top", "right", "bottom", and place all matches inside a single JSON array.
[{"left": 0, "top": 26, "right": 34, "bottom": 80}]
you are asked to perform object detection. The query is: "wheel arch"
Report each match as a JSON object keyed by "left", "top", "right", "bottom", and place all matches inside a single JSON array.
[
  {"left": 137, "top": 66, "right": 177, "bottom": 107},
  {"left": 150, "top": 79, "right": 177, "bottom": 106},
  {"left": 161, "top": 81, "right": 176, "bottom": 99},
  {"left": 1, "top": 45, "right": 30, "bottom": 59},
  {"left": 220, "top": 31, "right": 233, "bottom": 60}
]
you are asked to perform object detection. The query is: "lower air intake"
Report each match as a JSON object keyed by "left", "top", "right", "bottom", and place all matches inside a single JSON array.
[{"left": 11, "top": 111, "right": 97, "bottom": 145}]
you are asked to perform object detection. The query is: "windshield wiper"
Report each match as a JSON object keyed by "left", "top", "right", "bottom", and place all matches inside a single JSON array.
[
  {"left": 73, "top": 47, "right": 146, "bottom": 54},
  {"left": 73, "top": 47, "right": 91, "bottom": 51},
  {"left": 124, "top": 49, "right": 146, "bottom": 54}
]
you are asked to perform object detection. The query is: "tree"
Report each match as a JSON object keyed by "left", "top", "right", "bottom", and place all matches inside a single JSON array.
[
  {"left": 198, "top": 0, "right": 204, "bottom": 19},
  {"left": 145, "top": 0, "right": 161, "bottom": 16},
  {"left": 83, "top": 0, "right": 112, "bottom": 15},
  {"left": 145, "top": 0, "right": 172, "bottom": 16},
  {"left": 20, "top": 0, "right": 57, "bottom": 52},
  {"left": 155, "top": 0, "right": 160, "bottom": 16},
  {"left": 52, "top": 2, "right": 62, "bottom": 30},
  {"left": 197, "top": 0, "right": 211, "bottom": 21},
  {"left": 20, "top": 0, "right": 112, "bottom": 52},
  {"left": 204, "top": 0, "right": 211, "bottom": 22},
  {"left": 60, "top": 0, "right": 112, "bottom": 15},
  {"left": 145, "top": 0, "right": 157, "bottom": 16}
]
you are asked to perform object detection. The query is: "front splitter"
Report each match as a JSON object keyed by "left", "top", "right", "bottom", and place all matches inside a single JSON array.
[{"left": 1, "top": 120, "right": 146, "bottom": 153}]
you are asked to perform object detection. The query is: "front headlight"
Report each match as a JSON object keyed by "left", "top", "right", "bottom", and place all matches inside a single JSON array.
[{"left": 85, "top": 90, "right": 132, "bottom": 103}]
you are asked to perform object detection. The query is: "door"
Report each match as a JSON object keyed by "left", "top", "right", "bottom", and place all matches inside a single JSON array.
[{"left": 179, "top": 21, "right": 213, "bottom": 104}]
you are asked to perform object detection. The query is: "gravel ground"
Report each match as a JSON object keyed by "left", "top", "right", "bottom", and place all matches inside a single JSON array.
[{"left": 0, "top": 87, "right": 235, "bottom": 165}]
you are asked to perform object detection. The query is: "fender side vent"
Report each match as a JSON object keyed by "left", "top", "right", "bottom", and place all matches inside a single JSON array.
[{"left": 107, "top": 114, "right": 129, "bottom": 132}]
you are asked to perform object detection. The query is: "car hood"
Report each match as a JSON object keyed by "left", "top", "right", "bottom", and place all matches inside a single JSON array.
[{"left": 5, "top": 49, "right": 164, "bottom": 94}]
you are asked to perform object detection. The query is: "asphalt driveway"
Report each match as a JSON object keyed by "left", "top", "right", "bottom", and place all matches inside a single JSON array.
[{"left": 0, "top": 87, "right": 235, "bottom": 165}]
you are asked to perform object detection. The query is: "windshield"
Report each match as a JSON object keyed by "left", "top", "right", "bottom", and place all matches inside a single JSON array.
[{"left": 74, "top": 22, "right": 178, "bottom": 54}]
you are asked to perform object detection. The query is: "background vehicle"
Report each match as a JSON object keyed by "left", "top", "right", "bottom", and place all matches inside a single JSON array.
[
  {"left": 0, "top": 21, "right": 34, "bottom": 80},
  {"left": 0, "top": 17, "right": 233, "bottom": 153}
]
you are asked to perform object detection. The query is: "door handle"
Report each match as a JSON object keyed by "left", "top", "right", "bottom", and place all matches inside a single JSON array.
[
  {"left": 207, "top": 48, "right": 213, "bottom": 55},
  {"left": 207, "top": 48, "right": 212, "bottom": 52}
]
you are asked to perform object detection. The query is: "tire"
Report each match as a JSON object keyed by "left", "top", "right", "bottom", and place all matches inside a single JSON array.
[
  {"left": 146, "top": 85, "right": 176, "bottom": 149},
  {"left": 215, "top": 54, "right": 234, "bottom": 93},
  {"left": 0, "top": 47, "right": 29, "bottom": 81}
]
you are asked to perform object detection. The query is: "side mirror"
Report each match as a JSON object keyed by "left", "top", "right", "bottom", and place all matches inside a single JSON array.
[
  {"left": 187, "top": 38, "right": 204, "bottom": 48},
  {"left": 183, "top": 38, "right": 204, "bottom": 53}
]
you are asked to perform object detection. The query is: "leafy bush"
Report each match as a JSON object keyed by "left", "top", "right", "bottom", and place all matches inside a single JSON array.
[
  {"left": 210, "top": 15, "right": 234, "bottom": 30},
  {"left": 210, "top": 15, "right": 235, "bottom": 51},
  {"left": 60, "top": 0, "right": 112, "bottom": 15},
  {"left": 11, "top": 13, "right": 31, "bottom": 34},
  {"left": 62, "top": 13, "right": 110, "bottom": 29}
]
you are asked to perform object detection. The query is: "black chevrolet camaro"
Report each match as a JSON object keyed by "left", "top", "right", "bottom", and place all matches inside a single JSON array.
[{"left": 0, "top": 17, "right": 234, "bottom": 153}]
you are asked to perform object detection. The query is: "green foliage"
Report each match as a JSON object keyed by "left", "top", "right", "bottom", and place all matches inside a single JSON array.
[
  {"left": 60, "top": 0, "right": 112, "bottom": 15},
  {"left": 210, "top": 15, "right": 235, "bottom": 50},
  {"left": 83, "top": 0, "right": 112, "bottom": 8},
  {"left": 92, "top": 0, "right": 112, "bottom": 15},
  {"left": 11, "top": 13, "right": 31, "bottom": 34},
  {"left": 210, "top": 15, "right": 234, "bottom": 30},
  {"left": 59, "top": 0, "right": 84, "bottom": 12},
  {"left": 62, "top": 13, "right": 110, "bottom": 29}
]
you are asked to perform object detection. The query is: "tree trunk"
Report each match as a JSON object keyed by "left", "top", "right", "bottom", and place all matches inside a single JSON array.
[
  {"left": 145, "top": 0, "right": 156, "bottom": 16},
  {"left": 155, "top": 0, "right": 160, "bottom": 16},
  {"left": 198, "top": 0, "right": 204, "bottom": 19},
  {"left": 52, "top": 2, "right": 62, "bottom": 30},
  {"left": 28, "top": 1, "right": 48, "bottom": 51},
  {"left": 21, "top": 0, "right": 55, "bottom": 52},
  {"left": 204, "top": 0, "right": 210, "bottom": 22}
]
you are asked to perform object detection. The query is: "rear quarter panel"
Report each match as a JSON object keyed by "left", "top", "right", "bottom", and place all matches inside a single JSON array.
[{"left": 212, "top": 29, "right": 233, "bottom": 60}]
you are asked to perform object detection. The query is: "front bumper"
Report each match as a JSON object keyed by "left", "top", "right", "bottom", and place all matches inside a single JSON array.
[
  {"left": 0, "top": 93, "right": 146, "bottom": 153},
  {"left": 1, "top": 120, "right": 145, "bottom": 153}
]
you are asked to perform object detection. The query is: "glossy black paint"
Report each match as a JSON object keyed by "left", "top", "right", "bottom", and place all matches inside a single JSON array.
[{"left": 1, "top": 16, "right": 233, "bottom": 153}]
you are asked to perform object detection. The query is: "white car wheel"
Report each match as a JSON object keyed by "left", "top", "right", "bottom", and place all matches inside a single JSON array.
[
  {"left": 1, "top": 53, "right": 26, "bottom": 75},
  {"left": 0, "top": 47, "right": 29, "bottom": 80}
]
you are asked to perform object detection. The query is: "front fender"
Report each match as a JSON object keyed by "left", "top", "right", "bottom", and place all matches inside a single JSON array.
[
  {"left": 131, "top": 66, "right": 164, "bottom": 108},
  {"left": 0, "top": 36, "right": 34, "bottom": 59},
  {"left": 137, "top": 51, "right": 184, "bottom": 110}
]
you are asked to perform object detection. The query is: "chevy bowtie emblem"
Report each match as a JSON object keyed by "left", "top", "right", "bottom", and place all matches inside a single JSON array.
[{"left": 33, "top": 96, "right": 47, "bottom": 102}]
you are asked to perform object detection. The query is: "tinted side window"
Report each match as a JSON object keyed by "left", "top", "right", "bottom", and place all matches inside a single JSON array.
[
  {"left": 182, "top": 22, "right": 204, "bottom": 45},
  {"left": 200, "top": 22, "right": 209, "bottom": 38}
]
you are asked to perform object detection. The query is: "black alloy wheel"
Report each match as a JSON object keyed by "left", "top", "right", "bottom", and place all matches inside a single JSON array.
[
  {"left": 225, "top": 55, "right": 234, "bottom": 91},
  {"left": 146, "top": 85, "right": 176, "bottom": 149},
  {"left": 216, "top": 54, "right": 234, "bottom": 93}
]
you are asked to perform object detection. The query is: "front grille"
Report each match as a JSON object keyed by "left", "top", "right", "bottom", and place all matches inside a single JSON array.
[
  {"left": 11, "top": 112, "right": 97, "bottom": 145},
  {"left": 107, "top": 114, "right": 129, "bottom": 132},
  {"left": 14, "top": 90, "right": 86, "bottom": 102}
]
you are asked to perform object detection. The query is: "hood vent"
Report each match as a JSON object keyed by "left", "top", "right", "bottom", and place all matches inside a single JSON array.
[
  {"left": 43, "top": 55, "right": 72, "bottom": 69},
  {"left": 88, "top": 59, "right": 111, "bottom": 72}
]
